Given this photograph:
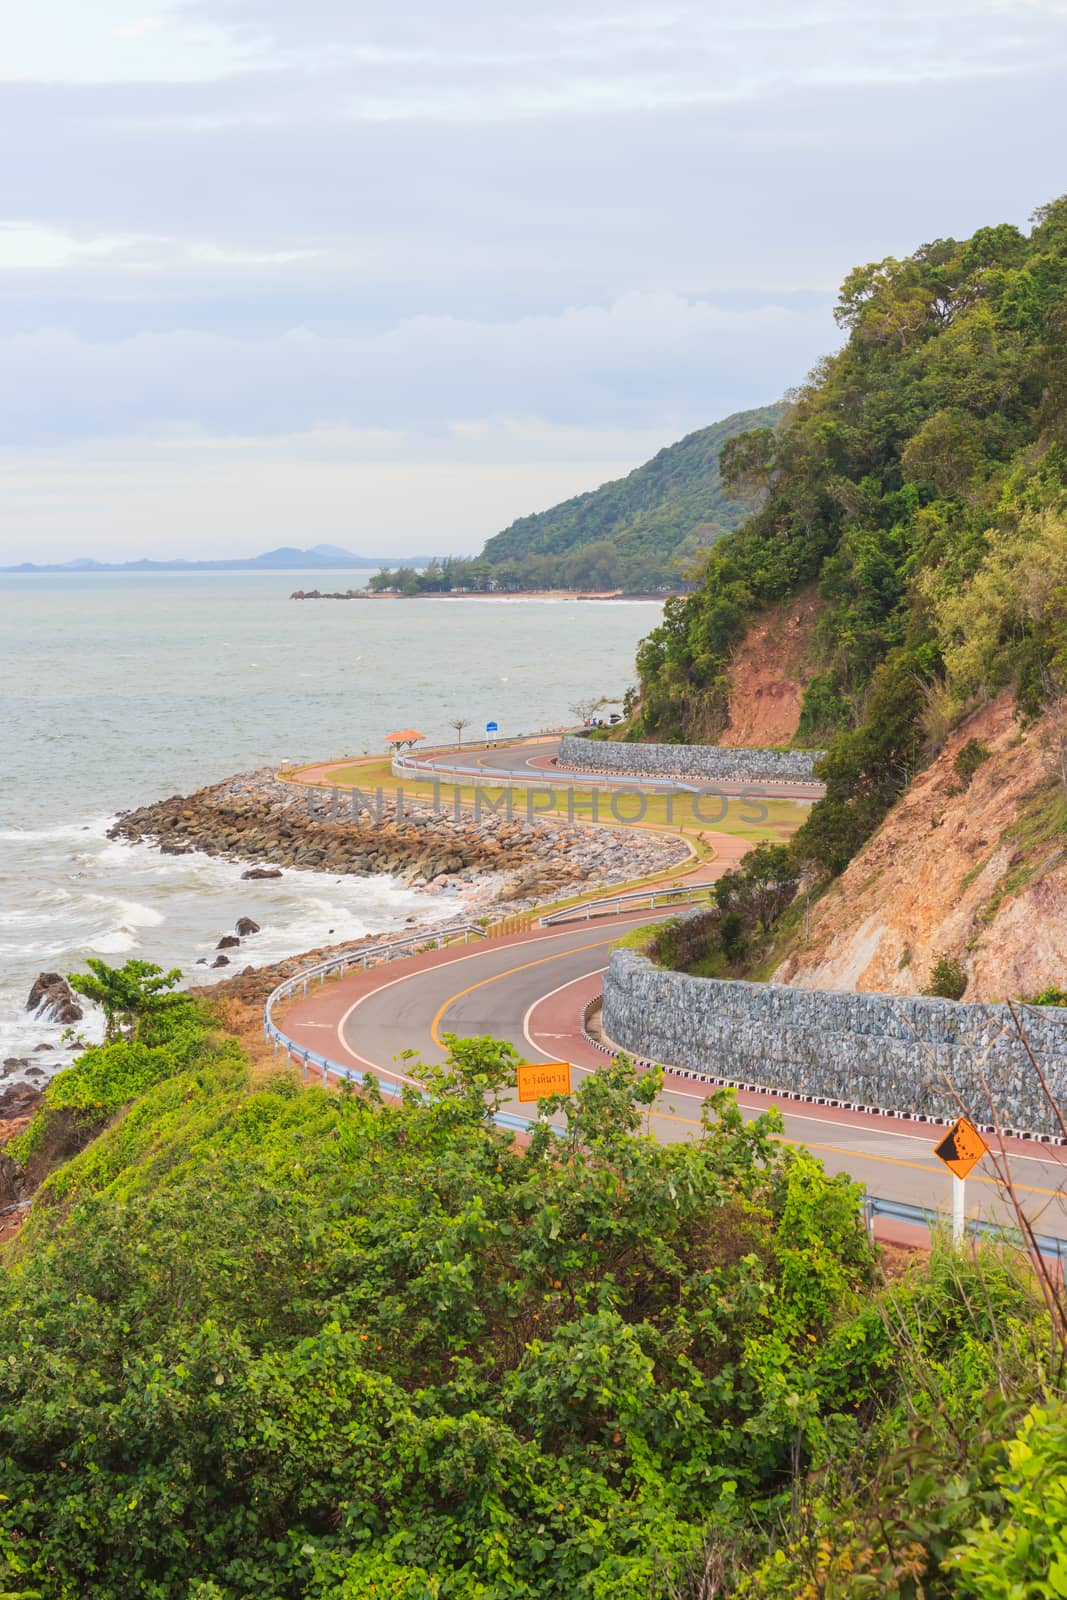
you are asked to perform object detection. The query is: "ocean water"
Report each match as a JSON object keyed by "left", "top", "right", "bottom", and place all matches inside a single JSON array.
[{"left": 0, "top": 572, "right": 661, "bottom": 1068}]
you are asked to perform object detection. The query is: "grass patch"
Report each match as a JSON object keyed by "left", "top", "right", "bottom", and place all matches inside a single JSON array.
[
  {"left": 959, "top": 853, "right": 992, "bottom": 893},
  {"left": 976, "top": 778, "right": 1067, "bottom": 923},
  {"left": 611, "top": 920, "right": 673, "bottom": 954}
]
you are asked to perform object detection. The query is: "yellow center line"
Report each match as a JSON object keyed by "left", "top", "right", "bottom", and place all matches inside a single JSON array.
[
  {"left": 429, "top": 944, "right": 1065, "bottom": 1202},
  {"left": 430, "top": 938, "right": 620, "bottom": 1045}
]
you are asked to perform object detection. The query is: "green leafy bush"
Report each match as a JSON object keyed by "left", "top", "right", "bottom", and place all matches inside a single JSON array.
[
  {"left": 949, "top": 1402, "right": 1067, "bottom": 1598},
  {"left": 924, "top": 955, "right": 969, "bottom": 1000},
  {"left": 953, "top": 738, "right": 992, "bottom": 787}
]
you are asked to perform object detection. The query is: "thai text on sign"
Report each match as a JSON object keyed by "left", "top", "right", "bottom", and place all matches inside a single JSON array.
[{"left": 516, "top": 1061, "right": 571, "bottom": 1102}]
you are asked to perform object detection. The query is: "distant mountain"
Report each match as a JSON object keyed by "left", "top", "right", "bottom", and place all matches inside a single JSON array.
[
  {"left": 2, "top": 545, "right": 438, "bottom": 574},
  {"left": 368, "top": 404, "right": 785, "bottom": 596}
]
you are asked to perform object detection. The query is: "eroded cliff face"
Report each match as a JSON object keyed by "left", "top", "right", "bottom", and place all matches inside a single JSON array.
[
  {"left": 774, "top": 694, "right": 1067, "bottom": 1002},
  {"left": 718, "top": 589, "right": 821, "bottom": 748}
]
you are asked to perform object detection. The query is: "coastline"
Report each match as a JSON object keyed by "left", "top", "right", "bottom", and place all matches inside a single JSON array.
[{"left": 290, "top": 588, "right": 679, "bottom": 602}]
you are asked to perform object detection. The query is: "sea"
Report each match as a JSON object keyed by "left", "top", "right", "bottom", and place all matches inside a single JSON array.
[{"left": 0, "top": 572, "right": 662, "bottom": 1070}]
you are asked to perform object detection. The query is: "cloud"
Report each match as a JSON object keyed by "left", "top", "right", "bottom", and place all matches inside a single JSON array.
[
  {"left": 0, "top": 290, "right": 827, "bottom": 446},
  {"left": 112, "top": 16, "right": 165, "bottom": 41},
  {"left": 0, "top": 422, "right": 680, "bottom": 558},
  {"left": 1, "top": 0, "right": 1065, "bottom": 555}
]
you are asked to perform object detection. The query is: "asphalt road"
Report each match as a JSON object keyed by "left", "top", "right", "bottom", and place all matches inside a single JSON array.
[
  {"left": 289, "top": 913, "right": 1067, "bottom": 1243},
  {"left": 412, "top": 736, "right": 827, "bottom": 802}
]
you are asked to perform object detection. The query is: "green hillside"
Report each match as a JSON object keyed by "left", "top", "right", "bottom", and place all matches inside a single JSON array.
[
  {"left": 1, "top": 969, "right": 1061, "bottom": 1597},
  {"left": 369, "top": 404, "right": 782, "bottom": 595},
  {"left": 481, "top": 403, "right": 784, "bottom": 587},
  {"left": 636, "top": 197, "right": 1067, "bottom": 877}
]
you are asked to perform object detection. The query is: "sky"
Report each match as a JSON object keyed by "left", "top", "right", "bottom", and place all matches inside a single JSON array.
[{"left": 2, "top": 1, "right": 1066, "bottom": 561}]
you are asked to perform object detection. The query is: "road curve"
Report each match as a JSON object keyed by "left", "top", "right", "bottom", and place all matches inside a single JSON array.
[
  {"left": 278, "top": 911, "right": 1067, "bottom": 1245},
  {"left": 295, "top": 736, "right": 826, "bottom": 803}
]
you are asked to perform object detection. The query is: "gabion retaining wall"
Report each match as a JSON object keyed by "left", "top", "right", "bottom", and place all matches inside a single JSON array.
[
  {"left": 602, "top": 948, "right": 1067, "bottom": 1137},
  {"left": 558, "top": 735, "right": 824, "bottom": 784}
]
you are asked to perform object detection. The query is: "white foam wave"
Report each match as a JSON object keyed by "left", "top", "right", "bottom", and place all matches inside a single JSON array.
[{"left": 0, "top": 816, "right": 111, "bottom": 844}]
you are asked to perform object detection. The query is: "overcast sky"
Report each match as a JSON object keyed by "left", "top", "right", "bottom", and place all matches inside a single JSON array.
[{"left": 2, "top": 0, "right": 1066, "bottom": 561}]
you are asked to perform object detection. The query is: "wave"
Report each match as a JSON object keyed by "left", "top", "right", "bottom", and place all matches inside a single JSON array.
[
  {"left": 0, "top": 817, "right": 112, "bottom": 844},
  {"left": 83, "top": 895, "right": 165, "bottom": 928}
]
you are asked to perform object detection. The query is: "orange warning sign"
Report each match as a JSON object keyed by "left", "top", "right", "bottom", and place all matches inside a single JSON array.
[
  {"left": 516, "top": 1061, "right": 571, "bottom": 1103},
  {"left": 933, "top": 1116, "right": 989, "bottom": 1180}
]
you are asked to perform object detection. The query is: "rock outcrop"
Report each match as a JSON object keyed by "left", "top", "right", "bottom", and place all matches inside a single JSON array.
[
  {"left": 26, "top": 973, "right": 83, "bottom": 1025},
  {"left": 774, "top": 693, "right": 1067, "bottom": 1002},
  {"left": 108, "top": 768, "right": 687, "bottom": 895}
]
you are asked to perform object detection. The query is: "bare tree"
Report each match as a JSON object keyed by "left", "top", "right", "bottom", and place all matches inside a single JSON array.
[
  {"left": 449, "top": 716, "right": 470, "bottom": 749},
  {"left": 569, "top": 695, "right": 613, "bottom": 727}
]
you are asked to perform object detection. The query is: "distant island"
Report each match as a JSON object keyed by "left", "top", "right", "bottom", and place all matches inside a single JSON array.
[{"left": 1, "top": 543, "right": 439, "bottom": 574}]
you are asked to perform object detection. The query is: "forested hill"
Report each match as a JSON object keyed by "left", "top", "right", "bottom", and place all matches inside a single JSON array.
[
  {"left": 480, "top": 403, "right": 783, "bottom": 588},
  {"left": 636, "top": 197, "right": 1067, "bottom": 878},
  {"left": 369, "top": 403, "right": 782, "bottom": 594}
]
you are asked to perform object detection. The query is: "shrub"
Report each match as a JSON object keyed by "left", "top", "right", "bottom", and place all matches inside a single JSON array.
[
  {"left": 948, "top": 1401, "right": 1067, "bottom": 1599},
  {"left": 953, "top": 737, "right": 992, "bottom": 787},
  {"left": 924, "top": 955, "right": 968, "bottom": 1000}
]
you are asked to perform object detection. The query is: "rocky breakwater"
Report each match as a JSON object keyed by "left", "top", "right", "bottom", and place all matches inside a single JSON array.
[{"left": 108, "top": 768, "right": 689, "bottom": 900}]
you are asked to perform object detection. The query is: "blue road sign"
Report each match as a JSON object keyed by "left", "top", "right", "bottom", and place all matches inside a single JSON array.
[{"left": 486, "top": 721, "right": 499, "bottom": 733}]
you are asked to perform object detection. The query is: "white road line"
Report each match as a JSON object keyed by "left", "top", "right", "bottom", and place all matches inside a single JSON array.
[{"left": 521, "top": 965, "right": 1059, "bottom": 1164}]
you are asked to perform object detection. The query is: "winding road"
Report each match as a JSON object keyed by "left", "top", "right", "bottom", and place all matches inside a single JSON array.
[
  {"left": 400, "top": 735, "right": 828, "bottom": 802},
  {"left": 279, "top": 742, "right": 1067, "bottom": 1251}
]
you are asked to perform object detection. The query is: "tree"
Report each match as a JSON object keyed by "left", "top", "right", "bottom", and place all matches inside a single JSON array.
[
  {"left": 68, "top": 958, "right": 184, "bottom": 1043},
  {"left": 449, "top": 716, "right": 470, "bottom": 749},
  {"left": 568, "top": 695, "right": 612, "bottom": 726}
]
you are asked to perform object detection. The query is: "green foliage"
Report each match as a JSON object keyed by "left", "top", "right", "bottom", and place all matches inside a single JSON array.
[
  {"left": 652, "top": 844, "right": 801, "bottom": 973},
  {"left": 1026, "top": 985, "right": 1067, "bottom": 1006},
  {"left": 924, "top": 954, "right": 968, "bottom": 1001},
  {"left": 10, "top": 988, "right": 219, "bottom": 1166},
  {"left": 949, "top": 1402, "right": 1067, "bottom": 1598},
  {"left": 636, "top": 198, "right": 1067, "bottom": 877},
  {"left": 371, "top": 406, "right": 782, "bottom": 596},
  {"left": 0, "top": 1013, "right": 1060, "bottom": 1598},
  {"left": 0, "top": 1029, "right": 891, "bottom": 1599},
  {"left": 953, "top": 738, "right": 992, "bottom": 786},
  {"left": 734, "top": 1240, "right": 1056, "bottom": 1599},
  {"left": 68, "top": 956, "right": 185, "bottom": 1042}
]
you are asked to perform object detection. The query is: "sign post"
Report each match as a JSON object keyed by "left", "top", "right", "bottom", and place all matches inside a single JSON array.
[
  {"left": 933, "top": 1116, "right": 989, "bottom": 1245},
  {"left": 485, "top": 720, "right": 498, "bottom": 746}
]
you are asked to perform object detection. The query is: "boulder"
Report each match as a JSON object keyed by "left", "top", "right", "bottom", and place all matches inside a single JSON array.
[
  {"left": 216, "top": 935, "right": 241, "bottom": 950},
  {"left": 2, "top": 1059, "right": 28, "bottom": 1076},
  {"left": 212, "top": 955, "right": 231, "bottom": 968},
  {"left": 235, "top": 917, "right": 260, "bottom": 936},
  {"left": 241, "top": 867, "right": 282, "bottom": 880},
  {"left": 26, "top": 973, "right": 83, "bottom": 1025},
  {"left": 0, "top": 1081, "right": 43, "bottom": 1121}
]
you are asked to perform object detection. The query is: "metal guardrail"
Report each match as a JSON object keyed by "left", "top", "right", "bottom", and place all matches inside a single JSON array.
[
  {"left": 264, "top": 920, "right": 486, "bottom": 1046},
  {"left": 393, "top": 751, "right": 702, "bottom": 793},
  {"left": 540, "top": 884, "right": 712, "bottom": 926},
  {"left": 864, "top": 1194, "right": 1067, "bottom": 1267}
]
